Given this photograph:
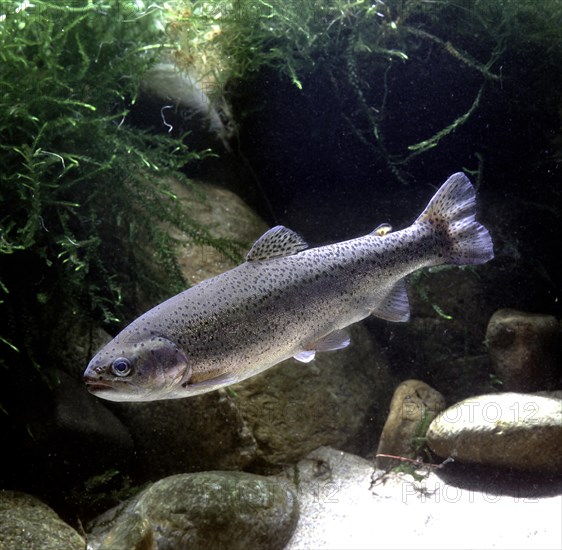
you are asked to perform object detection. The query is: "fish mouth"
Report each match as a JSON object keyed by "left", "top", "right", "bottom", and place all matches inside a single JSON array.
[{"left": 83, "top": 377, "right": 114, "bottom": 393}]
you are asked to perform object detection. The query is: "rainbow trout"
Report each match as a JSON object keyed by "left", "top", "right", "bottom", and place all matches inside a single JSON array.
[{"left": 84, "top": 173, "right": 493, "bottom": 401}]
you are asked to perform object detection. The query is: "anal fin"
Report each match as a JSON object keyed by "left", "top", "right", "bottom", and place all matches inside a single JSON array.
[{"left": 371, "top": 279, "right": 410, "bottom": 322}]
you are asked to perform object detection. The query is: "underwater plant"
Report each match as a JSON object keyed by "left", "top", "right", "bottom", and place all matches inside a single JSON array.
[
  {"left": 0, "top": 0, "right": 243, "bottom": 336},
  {"left": 195, "top": 0, "right": 504, "bottom": 183},
  {"left": 185, "top": 0, "right": 561, "bottom": 187},
  {"left": 0, "top": 1, "right": 251, "bottom": 508},
  {"left": 0, "top": 0, "right": 255, "bottom": 441}
]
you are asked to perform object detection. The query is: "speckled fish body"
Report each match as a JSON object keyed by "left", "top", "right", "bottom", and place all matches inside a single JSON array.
[{"left": 84, "top": 173, "right": 493, "bottom": 401}]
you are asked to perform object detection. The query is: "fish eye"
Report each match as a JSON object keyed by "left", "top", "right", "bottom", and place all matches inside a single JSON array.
[{"left": 111, "top": 357, "right": 132, "bottom": 377}]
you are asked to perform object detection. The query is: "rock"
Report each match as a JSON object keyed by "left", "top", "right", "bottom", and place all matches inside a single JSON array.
[
  {"left": 169, "top": 180, "right": 269, "bottom": 285},
  {"left": 426, "top": 392, "right": 562, "bottom": 472},
  {"left": 486, "top": 309, "right": 561, "bottom": 392},
  {"left": 96, "top": 512, "right": 154, "bottom": 550},
  {"left": 47, "top": 313, "right": 111, "bottom": 378},
  {"left": 5, "top": 318, "right": 134, "bottom": 494},
  {"left": 42, "top": 312, "right": 134, "bottom": 473},
  {"left": 376, "top": 379, "right": 445, "bottom": 469},
  {"left": 278, "top": 446, "right": 375, "bottom": 550},
  {"left": 234, "top": 322, "right": 396, "bottom": 466},
  {"left": 0, "top": 491, "right": 84, "bottom": 550},
  {"left": 46, "top": 370, "right": 134, "bottom": 471},
  {"left": 270, "top": 446, "right": 562, "bottom": 549},
  {"left": 87, "top": 471, "right": 298, "bottom": 550},
  {"left": 136, "top": 59, "right": 234, "bottom": 152}
]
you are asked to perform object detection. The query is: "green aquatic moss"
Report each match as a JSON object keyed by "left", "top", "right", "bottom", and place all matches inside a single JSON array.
[
  {"left": 0, "top": 1, "right": 243, "bottom": 334},
  {"left": 0, "top": 0, "right": 254, "bottom": 426},
  {"left": 172, "top": 0, "right": 502, "bottom": 183},
  {"left": 203, "top": 0, "right": 560, "bottom": 182}
]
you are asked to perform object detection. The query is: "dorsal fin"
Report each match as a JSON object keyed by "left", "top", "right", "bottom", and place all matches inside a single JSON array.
[
  {"left": 371, "top": 279, "right": 410, "bottom": 322},
  {"left": 246, "top": 225, "right": 308, "bottom": 262}
]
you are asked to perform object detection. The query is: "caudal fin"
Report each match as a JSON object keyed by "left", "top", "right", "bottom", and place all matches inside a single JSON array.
[{"left": 415, "top": 172, "right": 494, "bottom": 265}]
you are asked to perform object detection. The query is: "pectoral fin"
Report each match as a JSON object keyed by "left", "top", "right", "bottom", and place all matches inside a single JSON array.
[
  {"left": 293, "top": 329, "right": 351, "bottom": 363},
  {"left": 184, "top": 372, "right": 237, "bottom": 391}
]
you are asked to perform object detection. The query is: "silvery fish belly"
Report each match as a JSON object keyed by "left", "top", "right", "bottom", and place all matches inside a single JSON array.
[{"left": 83, "top": 172, "right": 494, "bottom": 402}]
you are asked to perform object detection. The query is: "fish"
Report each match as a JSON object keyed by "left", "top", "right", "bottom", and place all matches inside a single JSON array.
[{"left": 83, "top": 172, "right": 494, "bottom": 402}]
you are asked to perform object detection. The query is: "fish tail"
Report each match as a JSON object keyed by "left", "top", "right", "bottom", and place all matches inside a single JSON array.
[{"left": 415, "top": 172, "right": 494, "bottom": 265}]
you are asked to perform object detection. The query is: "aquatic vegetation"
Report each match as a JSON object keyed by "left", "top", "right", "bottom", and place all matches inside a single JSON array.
[
  {"left": 183, "top": 0, "right": 560, "bottom": 185},
  {"left": 194, "top": 0, "right": 505, "bottom": 182},
  {"left": 408, "top": 403, "right": 434, "bottom": 458},
  {"left": 411, "top": 267, "right": 455, "bottom": 321},
  {"left": 0, "top": 0, "right": 243, "bottom": 350}
]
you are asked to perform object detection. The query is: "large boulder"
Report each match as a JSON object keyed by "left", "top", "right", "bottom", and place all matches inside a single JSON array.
[
  {"left": 87, "top": 471, "right": 298, "bottom": 550},
  {"left": 271, "top": 446, "right": 562, "bottom": 549},
  {"left": 426, "top": 392, "right": 562, "bottom": 473},
  {"left": 376, "top": 379, "right": 445, "bottom": 470},
  {"left": 0, "top": 491, "right": 84, "bottom": 550},
  {"left": 168, "top": 180, "right": 269, "bottom": 285},
  {"left": 234, "top": 322, "right": 395, "bottom": 466},
  {"left": 110, "top": 389, "right": 259, "bottom": 479},
  {"left": 485, "top": 309, "right": 561, "bottom": 392}
]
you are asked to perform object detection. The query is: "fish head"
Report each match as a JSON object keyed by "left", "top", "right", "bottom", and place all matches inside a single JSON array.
[{"left": 83, "top": 335, "right": 190, "bottom": 402}]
